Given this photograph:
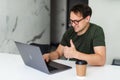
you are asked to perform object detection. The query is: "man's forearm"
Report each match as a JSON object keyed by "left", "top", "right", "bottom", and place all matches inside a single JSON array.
[
  {"left": 49, "top": 51, "right": 60, "bottom": 60},
  {"left": 74, "top": 51, "right": 106, "bottom": 66}
]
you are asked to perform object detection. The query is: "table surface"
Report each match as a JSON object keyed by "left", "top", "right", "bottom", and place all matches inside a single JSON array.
[{"left": 0, "top": 53, "right": 120, "bottom": 80}]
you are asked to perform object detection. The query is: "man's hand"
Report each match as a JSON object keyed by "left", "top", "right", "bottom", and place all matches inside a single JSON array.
[
  {"left": 63, "top": 39, "right": 76, "bottom": 58},
  {"left": 43, "top": 53, "right": 50, "bottom": 62}
]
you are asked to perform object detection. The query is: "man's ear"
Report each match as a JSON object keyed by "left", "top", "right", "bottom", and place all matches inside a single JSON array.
[{"left": 85, "top": 16, "right": 91, "bottom": 22}]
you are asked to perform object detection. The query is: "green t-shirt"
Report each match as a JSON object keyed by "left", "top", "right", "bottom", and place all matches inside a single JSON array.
[{"left": 60, "top": 23, "right": 105, "bottom": 54}]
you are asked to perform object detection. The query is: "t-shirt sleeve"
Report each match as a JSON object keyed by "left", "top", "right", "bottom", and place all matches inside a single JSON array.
[{"left": 93, "top": 27, "right": 106, "bottom": 46}]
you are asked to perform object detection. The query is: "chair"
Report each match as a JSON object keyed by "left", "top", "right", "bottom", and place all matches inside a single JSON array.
[{"left": 112, "top": 59, "right": 120, "bottom": 66}]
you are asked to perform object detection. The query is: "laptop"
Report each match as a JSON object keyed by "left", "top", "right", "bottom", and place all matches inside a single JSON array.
[{"left": 15, "top": 41, "right": 72, "bottom": 74}]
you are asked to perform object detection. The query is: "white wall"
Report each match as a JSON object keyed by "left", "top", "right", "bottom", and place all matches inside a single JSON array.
[
  {"left": 0, "top": 0, "right": 50, "bottom": 54},
  {"left": 90, "top": 0, "right": 120, "bottom": 64}
]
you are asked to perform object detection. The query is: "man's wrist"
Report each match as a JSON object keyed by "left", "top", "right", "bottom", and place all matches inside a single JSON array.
[{"left": 73, "top": 50, "right": 78, "bottom": 59}]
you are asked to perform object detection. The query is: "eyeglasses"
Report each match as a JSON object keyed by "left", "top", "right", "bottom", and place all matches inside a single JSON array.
[{"left": 69, "top": 18, "right": 84, "bottom": 25}]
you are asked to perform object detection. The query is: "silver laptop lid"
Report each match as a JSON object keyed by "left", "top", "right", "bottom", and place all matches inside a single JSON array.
[{"left": 15, "top": 41, "right": 50, "bottom": 74}]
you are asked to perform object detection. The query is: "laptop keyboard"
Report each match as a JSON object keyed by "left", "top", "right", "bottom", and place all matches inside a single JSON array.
[{"left": 46, "top": 62, "right": 58, "bottom": 71}]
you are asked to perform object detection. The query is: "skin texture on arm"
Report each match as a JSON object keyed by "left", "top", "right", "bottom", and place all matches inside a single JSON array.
[{"left": 74, "top": 46, "right": 106, "bottom": 66}]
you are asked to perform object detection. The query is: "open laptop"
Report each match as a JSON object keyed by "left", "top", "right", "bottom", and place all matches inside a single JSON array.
[{"left": 15, "top": 41, "right": 72, "bottom": 74}]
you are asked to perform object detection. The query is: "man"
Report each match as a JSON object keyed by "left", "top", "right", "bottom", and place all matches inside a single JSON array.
[{"left": 43, "top": 4, "right": 106, "bottom": 66}]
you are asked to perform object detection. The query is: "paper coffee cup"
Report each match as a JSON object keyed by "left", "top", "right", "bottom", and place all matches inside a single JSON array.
[{"left": 76, "top": 60, "right": 87, "bottom": 77}]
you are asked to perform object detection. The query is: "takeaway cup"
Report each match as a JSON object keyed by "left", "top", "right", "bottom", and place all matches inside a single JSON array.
[{"left": 76, "top": 60, "right": 87, "bottom": 77}]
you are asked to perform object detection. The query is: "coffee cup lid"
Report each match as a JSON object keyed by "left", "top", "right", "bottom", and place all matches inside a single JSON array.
[{"left": 76, "top": 60, "right": 87, "bottom": 65}]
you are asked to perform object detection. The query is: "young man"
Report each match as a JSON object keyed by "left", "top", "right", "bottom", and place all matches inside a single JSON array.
[{"left": 43, "top": 4, "right": 106, "bottom": 66}]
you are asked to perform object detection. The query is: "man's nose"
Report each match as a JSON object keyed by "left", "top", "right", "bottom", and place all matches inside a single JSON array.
[{"left": 71, "top": 22, "right": 77, "bottom": 27}]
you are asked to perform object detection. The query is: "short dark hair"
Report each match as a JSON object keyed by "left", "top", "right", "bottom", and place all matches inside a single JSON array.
[{"left": 70, "top": 4, "right": 92, "bottom": 18}]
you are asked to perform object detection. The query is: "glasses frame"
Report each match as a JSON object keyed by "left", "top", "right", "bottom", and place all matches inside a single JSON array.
[{"left": 69, "top": 18, "right": 84, "bottom": 26}]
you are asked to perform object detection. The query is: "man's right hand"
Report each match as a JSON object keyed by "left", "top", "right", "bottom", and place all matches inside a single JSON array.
[{"left": 43, "top": 53, "right": 50, "bottom": 62}]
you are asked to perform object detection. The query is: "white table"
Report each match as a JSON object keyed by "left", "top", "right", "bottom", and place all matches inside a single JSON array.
[{"left": 0, "top": 53, "right": 120, "bottom": 80}]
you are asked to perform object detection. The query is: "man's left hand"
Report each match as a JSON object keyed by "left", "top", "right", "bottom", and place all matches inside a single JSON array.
[{"left": 63, "top": 39, "right": 76, "bottom": 58}]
